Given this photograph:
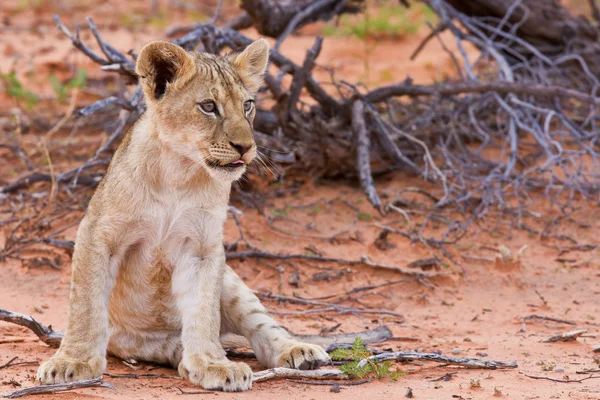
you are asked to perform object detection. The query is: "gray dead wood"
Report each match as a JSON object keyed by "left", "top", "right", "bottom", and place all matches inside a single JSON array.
[
  {"left": 520, "top": 314, "right": 576, "bottom": 333},
  {"left": 356, "top": 351, "right": 518, "bottom": 370},
  {"left": 0, "top": 309, "right": 62, "bottom": 348},
  {"left": 352, "top": 100, "right": 381, "bottom": 212},
  {"left": 1, "top": 377, "right": 115, "bottom": 399},
  {"left": 252, "top": 368, "right": 348, "bottom": 383},
  {"left": 542, "top": 329, "right": 588, "bottom": 343}
]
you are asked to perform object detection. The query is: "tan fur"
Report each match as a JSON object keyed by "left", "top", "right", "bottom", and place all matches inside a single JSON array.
[{"left": 36, "top": 39, "right": 329, "bottom": 392}]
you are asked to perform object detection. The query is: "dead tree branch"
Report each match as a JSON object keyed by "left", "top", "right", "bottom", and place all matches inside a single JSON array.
[
  {"left": 356, "top": 351, "right": 518, "bottom": 370},
  {"left": 252, "top": 368, "right": 348, "bottom": 383},
  {"left": 0, "top": 309, "right": 63, "bottom": 348},
  {"left": 1, "top": 378, "right": 115, "bottom": 399}
]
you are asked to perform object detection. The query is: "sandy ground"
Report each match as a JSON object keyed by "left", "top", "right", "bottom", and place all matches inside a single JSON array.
[
  {"left": 1, "top": 1, "right": 600, "bottom": 399},
  {"left": 1, "top": 180, "right": 599, "bottom": 400}
]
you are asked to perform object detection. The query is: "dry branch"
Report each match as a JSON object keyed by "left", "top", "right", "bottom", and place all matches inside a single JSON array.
[
  {"left": 0, "top": 309, "right": 62, "bottom": 347},
  {"left": 259, "top": 291, "right": 403, "bottom": 318},
  {"left": 356, "top": 351, "right": 518, "bottom": 370},
  {"left": 365, "top": 81, "right": 600, "bottom": 105},
  {"left": 352, "top": 100, "right": 382, "bottom": 212},
  {"left": 240, "top": 0, "right": 362, "bottom": 38},
  {"left": 252, "top": 367, "right": 348, "bottom": 383},
  {"left": 542, "top": 329, "right": 588, "bottom": 343},
  {"left": 520, "top": 372, "right": 600, "bottom": 383},
  {"left": 1, "top": 378, "right": 115, "bottom": 399},
  {"left": 520, "top": 314, "right": 576, "bottom": 333},
  {"left": 228, "top": 251, "right": 441, "bottom": 278}
]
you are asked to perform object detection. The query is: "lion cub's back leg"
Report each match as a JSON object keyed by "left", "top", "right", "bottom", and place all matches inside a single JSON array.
[{"left": 219, "top": 265, "right": 330, "bottom": 369}]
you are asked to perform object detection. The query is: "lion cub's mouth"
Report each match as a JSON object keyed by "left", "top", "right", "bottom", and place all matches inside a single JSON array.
[{"left": 207, "top": 159, "right": 246, "bottom": 170}]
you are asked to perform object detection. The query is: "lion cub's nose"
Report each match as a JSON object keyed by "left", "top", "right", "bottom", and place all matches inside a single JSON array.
[{"left": 229, "top": 142, "right": 252, "bottom": 156}]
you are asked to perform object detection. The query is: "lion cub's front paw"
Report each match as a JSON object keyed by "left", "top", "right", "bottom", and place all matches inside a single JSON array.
[
  {"left": 37, "top": 355, "right": 105, "bottom": 384},
  {"left": 277, "top": 341, "right": 330, "bottom": 370},
  {"left": 178, "top": 356, "right": 252, "bottom": 392}
]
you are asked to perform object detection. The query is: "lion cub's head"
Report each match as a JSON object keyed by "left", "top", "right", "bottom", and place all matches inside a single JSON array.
[{"left": 135, "top": 39, "right": 269, "bottom": 182}]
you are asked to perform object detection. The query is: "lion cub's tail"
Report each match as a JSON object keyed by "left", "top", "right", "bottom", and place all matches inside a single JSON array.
[{"left": 220, "top": 326, "right": 391, "bottom": 350}]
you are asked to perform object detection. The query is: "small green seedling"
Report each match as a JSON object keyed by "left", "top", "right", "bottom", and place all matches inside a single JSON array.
[
  {"left": 330, "top": 337, "right": 405, "bottom": 379},
  {"left": 1, "top": 72, "right": 39, "bottom": 109},
  {"left": 50, "top": 69, "right": 87, "bottom": 103}
]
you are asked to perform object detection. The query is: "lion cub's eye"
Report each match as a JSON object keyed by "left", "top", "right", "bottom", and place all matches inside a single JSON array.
[
  {"left": 199, "top": 101, "right": 218, "bottom": 115},
  {"left": 243, "top": 100, "right": 254, "bottom": 113}
]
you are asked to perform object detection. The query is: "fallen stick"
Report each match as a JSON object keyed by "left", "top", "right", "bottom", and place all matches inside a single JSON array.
[
  {"left": 286, "top": 378, "right": 370, "bottom": 386},
  {"left": 520, "top": 372, "right": 600, "bottom": 383},
  {"left": 356, "top": 352, "right": 518, "bottom": 370},
  {"left": 542, "top": 329, "right": 588, "bottom": 343},
  {"left": 176, "top": 387, "right": 214, "bottom": 395},
  {"left": 252, "top": 368, "right": 348, "bottom": 383},
  {"left": 103, "top": 372, "right": 183, "bottom": 380},
  {"left": 0, "top": 309, "right": 62, "bottom": 347},
  {"left": 1, "top": 377, "right": 115, "bottom": 399},
  {"left": 520, "top": 314, "right": 576, "bottom": 333},
  {"left": 0, "top": 357, "right": 38, "bottom": 370},
  {"left": 259, "top": 292, "right": 403, "bottom": 318},
  {"left": 228, "top": 251, "right": 441, "bottom": 278}
]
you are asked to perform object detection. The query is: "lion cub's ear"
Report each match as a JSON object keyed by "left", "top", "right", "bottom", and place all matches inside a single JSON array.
[
  {"left": 136, "top": 41, "right": 196, "bottom": 102},
  {"left": 229, "top": 38, "right": 270, "bottom": 93}
]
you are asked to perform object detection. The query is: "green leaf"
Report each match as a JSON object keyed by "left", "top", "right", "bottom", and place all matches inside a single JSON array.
[
  {"left": 49, "top": 74, "right": 66, "bottom": 102},
  {"left": 66, "top": 69, "right": 87, "bottom": 89},
  {"left": 357, "top": 212, "right": 372, "bottom": 221}
]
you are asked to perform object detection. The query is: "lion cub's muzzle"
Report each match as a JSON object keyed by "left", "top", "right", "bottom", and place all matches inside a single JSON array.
[{"left": 206, "top": 142, "right": 256, "bottom": 170}]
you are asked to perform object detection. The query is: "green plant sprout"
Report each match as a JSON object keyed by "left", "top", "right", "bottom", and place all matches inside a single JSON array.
[
  {"left": 1, "top": 72, "right": 40, "bottom": 110},
  {"left": 50, "top": 69, "right": 87, "bottom": 103},
  {"left": 330, "top": 337, "right": 406, "bottom": 379}
]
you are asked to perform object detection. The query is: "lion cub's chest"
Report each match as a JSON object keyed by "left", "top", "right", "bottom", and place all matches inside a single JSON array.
[{"left": 108, "top": 198, "right": 226, "bottom": 333}]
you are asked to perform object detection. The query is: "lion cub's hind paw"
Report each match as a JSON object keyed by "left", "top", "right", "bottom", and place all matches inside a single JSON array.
[
  {"left": 277, "top": 342, "right": 331, "bottom": 370},
  {"left": 37, "top": 356, "right": 104, "bottom": 384},
  {"left": 179, "top": 359, "right": 252, "bottom": 392}
]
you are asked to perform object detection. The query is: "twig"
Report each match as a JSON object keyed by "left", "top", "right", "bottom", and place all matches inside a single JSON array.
[
  {"left": 0, "top": 357, "right": 37, "bottom": 370},
  {"left": 287, "top": 36, "right": 323, "bottom": 117},
  {"left": 259, "top": 291, "right": 403, "bottom": 318},
  {"left": 176, "top": 387, "right": 214, "bottom": 395},
  {"left": 228, "top": 251, "right": 440, "bottom": 278},
  {"left": 356, "top": 352, "right": 517, "bottom": 370},
  {"left": 103, "top": 372, "right": 183, "bottom": 380},
  {"left": 252, "top": 368, "right": 348, "bottom": 383},
  {"left": 534, "top": 289, "right": 548, "bottom": 306},
  {"left": 352, "top": 100, "right": 382, "bottom": 212},
  {"left": 365, "top": 81, "right": 600, "bottom": 106},
  {"left": 287, "top": 378, "right": 370, "bottom": 386},
  {"left": 210, "top": 0, "right": 225, "bottom": 24},
  {"left": 542, "top": 329, "right": 588, "bottom": 343},
  {"left": 274, "top": 0, "right": 339, "bottom": 50},
  {"left": 520, "top": 315, "right": 576, "bottom": 333},
  {"left": 520, "top": 372, "right": 600, "bottom": 383},
  {"left": 1, "top": 377, "right": 115, "bottom": 399},
  {"left": 576, "top": 369, "right": 600, "bottom": 374},
  {"left": 0, "top": 358, "right": 18, "bottom": 370},
  {"left": 0, "top": 309, "right": 63, "bottom": 347}
]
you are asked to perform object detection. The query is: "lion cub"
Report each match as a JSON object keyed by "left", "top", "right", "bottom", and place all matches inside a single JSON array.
[{"left": 36, "top": 39, "right": 329, "bottom": 391}]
